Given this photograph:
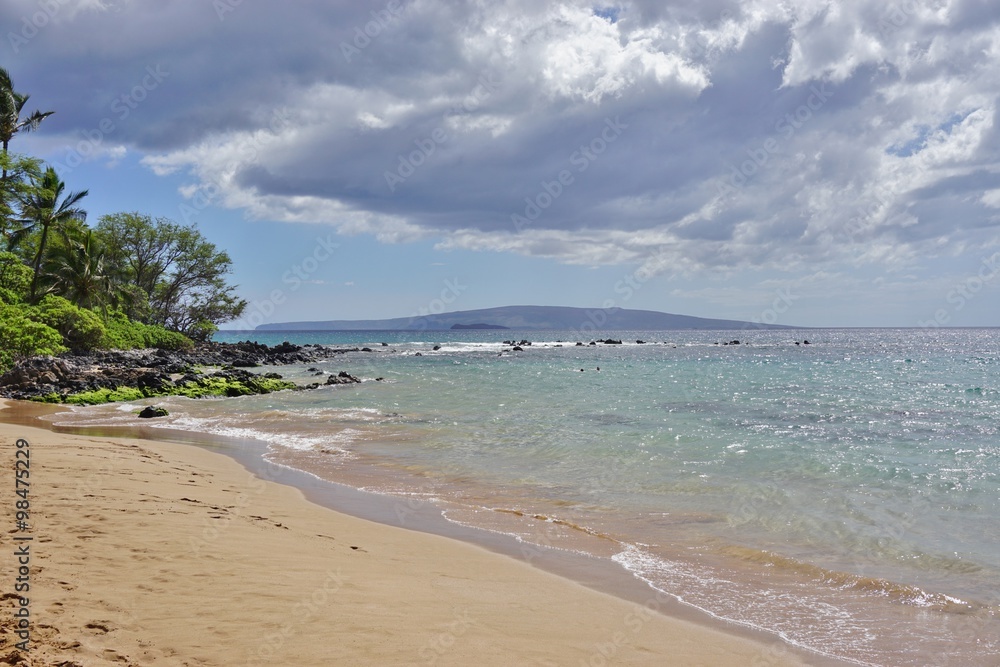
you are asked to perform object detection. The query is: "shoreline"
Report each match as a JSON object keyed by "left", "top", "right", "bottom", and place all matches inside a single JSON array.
[{"left": 0, "top": 398, "right": 833, "bottom": 666}]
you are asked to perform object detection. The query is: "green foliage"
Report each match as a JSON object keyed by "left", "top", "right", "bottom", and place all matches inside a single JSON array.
[
  {"left": 111, "top": 283, "right": 153, "bottom": 323},
  {"left": 0, "top": 251, "right": 30, "bottom": 303},
  {"left": 100, "top": 308, "right": 147, "bottom": 348},
  {"left": 28, "top": 294, "right": 106, "bottom": 352},
  {"left": 96, "top": 212, "right": 246, "bottom": 336},
  {"left": 3, "top": 73, "right": 246, "bottom": 351},
  {"left": 1, "top": 69, "right": 53, "bottom": 221},
  {"left": 40, "top": 227, "right": 114, "bottom": 309},
  {"left": 143, "top": 326, "right": 194, "bottom": 351},
  {"left": 1, "top": 66, "right": 54, "bottom": 160},
  {"left": 1, "top": 297, "right": 191, "bottom": 375},
  {"left": 102, "top": 309, "right": 193, "bottom": 351},
  {"left": 1, "top": 152, "right": 41, "bottom": 239},
  {"left": 14, "top": 166, "right": 88, "bottom": 302},
  {"left": 0, "top": 301, "right": 66, "bottom": 373},
  {"left": 186, "top": 319, "right": 219, "bottom": 343}
]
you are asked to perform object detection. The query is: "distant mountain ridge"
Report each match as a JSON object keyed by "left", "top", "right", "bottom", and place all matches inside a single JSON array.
[
  {"left": 255, "top": 305, "right": 800, "bottom": 331},
  {"left": 451, "top": 323, "right": 510, "bottom": 330}
]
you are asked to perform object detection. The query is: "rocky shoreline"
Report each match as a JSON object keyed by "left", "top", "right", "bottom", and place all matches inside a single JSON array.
[{"left": 0, "top": 341, "right": 364, "bottom": 404}]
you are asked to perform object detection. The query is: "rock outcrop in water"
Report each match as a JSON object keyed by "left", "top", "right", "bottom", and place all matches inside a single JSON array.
[
  {"left": 0, "top": 341, "right": 363, "bottom": 404},
  {"left": 325, "top": 371, "right": 361, "bottom": 385}
]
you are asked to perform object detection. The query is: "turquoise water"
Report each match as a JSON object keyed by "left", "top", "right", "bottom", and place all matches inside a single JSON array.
[{"left": 57, "top": 328, "right": 1000, "bottom": 665}]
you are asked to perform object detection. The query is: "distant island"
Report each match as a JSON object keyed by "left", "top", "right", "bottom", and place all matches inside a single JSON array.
[
  {"left": 254, "top": 305, "right": 800, "bottom": 331},
  {"left": 451, "top": 323, "right": 510, "bottom": 330}
]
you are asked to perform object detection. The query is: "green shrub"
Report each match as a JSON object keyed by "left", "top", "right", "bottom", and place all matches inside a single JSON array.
[
  {"left": 187, "top": 319, "right": 218, "bottom": 343},
  {"left": 102, "top": 309, "right": 193, "bottom": 351},
  {"left": 142, "top": 324, "right": 193, "bottom": 351},
  {"left": 102, "top": 309, "right": 145, "bottom": 348},
  {"left": 0, "top": 252, "right": 31, "bottom": 304},
  {"left": 28, "top": 295, "right": 107, "bottom": 352},
  {"left": 0, "top": 303, "right": 67, "bottom": 373}
]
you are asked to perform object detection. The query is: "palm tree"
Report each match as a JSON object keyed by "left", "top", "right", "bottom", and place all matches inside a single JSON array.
[
  {"left": 14, "top": 167, "right": 88, "bottom": 303},
  {"left": 0, "top": 67, "right": 54, "bottom": 182},
  {"left": 42, "top": 229, "right": 116, "bottom": 310},
  {"left": 0, "top": 152, "right": 40, "bottom": 247}
]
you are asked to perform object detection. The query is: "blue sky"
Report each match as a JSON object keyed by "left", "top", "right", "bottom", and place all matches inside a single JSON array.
[{"left": 4, "top": 0, "right": 1000, "bottom": 328}]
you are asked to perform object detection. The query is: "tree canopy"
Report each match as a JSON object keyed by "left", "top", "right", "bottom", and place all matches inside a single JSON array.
[
  {"left": 0, "top": 68, "right": 248, "bottom": 371},
  {"left": 96, "top": 212, "right": 246, "bottom": 339},
  {"left": 1, "top": 66, "right": 53, "bottom": 181}
]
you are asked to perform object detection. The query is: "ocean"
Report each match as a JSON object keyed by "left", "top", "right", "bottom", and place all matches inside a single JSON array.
[{"left": 47, "top": 328, "right": 1000, "bottom": 666}]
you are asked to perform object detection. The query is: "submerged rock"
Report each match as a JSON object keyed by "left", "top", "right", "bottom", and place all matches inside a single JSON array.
[
  {"left": 138, "top": 406, "right": 169, "bottom": 418},
  {"left": 325, "top": 371, "right": 361, "bottom": 385}
]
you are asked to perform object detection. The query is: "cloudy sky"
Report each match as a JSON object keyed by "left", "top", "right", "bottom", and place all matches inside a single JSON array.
[{"left": 4, "top": 0, "right": 1000, "bottom": 327}]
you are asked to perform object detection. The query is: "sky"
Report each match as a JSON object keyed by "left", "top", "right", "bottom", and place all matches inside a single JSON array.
[{"left": 3, "top": 0, "right": 1000, "bottom": 329}]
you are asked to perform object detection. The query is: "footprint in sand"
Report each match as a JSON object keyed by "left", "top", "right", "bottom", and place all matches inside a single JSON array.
[{"left": 84, "top": 621, "right": 112, "bottom": 633}]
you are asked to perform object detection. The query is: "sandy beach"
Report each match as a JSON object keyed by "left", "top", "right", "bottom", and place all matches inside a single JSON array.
[{"left": 0, "top": 400, "right": 811, "bottom": 666}]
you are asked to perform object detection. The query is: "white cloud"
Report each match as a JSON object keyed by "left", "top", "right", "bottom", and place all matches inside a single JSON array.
[
  {"left": 7, "top": 0, "right": 1000, "bottom": 283},
  {"left": 535, "top": 5, "right": 708, "bottom": 102},
  {"left": 983, "top": 189, "right": 1000, "bottom": 208}
]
